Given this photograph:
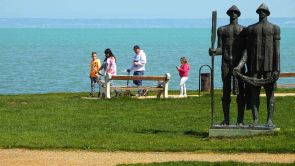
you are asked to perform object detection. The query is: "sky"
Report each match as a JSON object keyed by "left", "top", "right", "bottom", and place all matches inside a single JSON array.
[{"left": 1, "top": 0, "right": 295, "bottom": 19}]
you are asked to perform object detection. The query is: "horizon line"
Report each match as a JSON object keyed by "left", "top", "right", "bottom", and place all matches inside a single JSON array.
[{"left": 1, "top": 17, "right": 295, "bottom": 20}]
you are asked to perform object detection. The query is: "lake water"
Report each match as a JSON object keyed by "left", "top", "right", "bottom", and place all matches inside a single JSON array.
[{"left": 0, "top": 28, "right": 294, "bottom": 94}]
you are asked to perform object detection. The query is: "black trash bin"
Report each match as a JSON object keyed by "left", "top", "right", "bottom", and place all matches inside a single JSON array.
[{"left": 201, "top": 73, "right": 211, "bottom": 91}]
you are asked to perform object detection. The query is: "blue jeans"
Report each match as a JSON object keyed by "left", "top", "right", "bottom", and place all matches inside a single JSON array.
[
  {"left": 133, "top": 71, "right": 144, "bottom": 95},
  {"left": 90, "top": 77, "right": 100, "bottom": 95}
]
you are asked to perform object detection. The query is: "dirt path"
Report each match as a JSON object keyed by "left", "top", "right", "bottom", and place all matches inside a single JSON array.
[{"left": 0, "top": 149, "right": 294, "bottom": 166}]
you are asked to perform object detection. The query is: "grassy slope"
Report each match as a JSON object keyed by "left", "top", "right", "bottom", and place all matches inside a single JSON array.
[{"left": 0, "top": 90, "right": 294, "bottom": 152}]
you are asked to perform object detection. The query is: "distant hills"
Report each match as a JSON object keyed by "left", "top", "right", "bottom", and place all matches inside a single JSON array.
[{"left": 0, "top": 18, "right": 294, "bottom": 28}]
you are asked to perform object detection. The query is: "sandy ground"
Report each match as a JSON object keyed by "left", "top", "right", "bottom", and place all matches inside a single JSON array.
[{"left": 0, "top": 149, "right": 294, "bottom": 166}]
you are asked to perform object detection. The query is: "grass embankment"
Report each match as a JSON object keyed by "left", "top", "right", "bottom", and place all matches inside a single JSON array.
[
  {"left": 0, "top": 90, "right": 294, "bottom": 152},
  {"left": 119, "top": 161, "right": 295, "bottom": 166}
]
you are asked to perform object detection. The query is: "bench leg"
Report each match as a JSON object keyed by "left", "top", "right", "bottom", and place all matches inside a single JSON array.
[
  {"left": 105, "top": 82, "right": 111, "bottom": 99},
  {"left": 105, "top": 73, "right": 112, "bottom": 99},
  {"left": 98, "top": 80, "right": 105, "bottom": 98},
  {"left": 163, "top": 82, "right": 169, "bottom": 98}
]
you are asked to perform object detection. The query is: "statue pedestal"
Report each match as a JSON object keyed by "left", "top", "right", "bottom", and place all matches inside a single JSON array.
[{"left": 209, "top": 125, "right": 280, "bottom": 137}]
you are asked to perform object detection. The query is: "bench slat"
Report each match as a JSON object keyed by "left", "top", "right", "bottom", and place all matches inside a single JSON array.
[
  {"left": 111, "top": 86, "right": 163, "bottom": 91},
  {"left": 111, "top": 75, "right": 167, "bottom": 81},
  {"left": 277, "top": 84, "right": 295, "bottom": 87},
  {"left": 280, "top": 73, "right": 295, "bottom": 78}
]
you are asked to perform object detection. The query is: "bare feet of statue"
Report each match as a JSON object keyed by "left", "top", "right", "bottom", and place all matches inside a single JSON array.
[
  {"left": 252, "top": 119, "right": 259, "bottom": 127},
  {"left": 236, "top": 123, "right": 244, "bottom": 127},
  {"left": 220, "top": 121, "right": 229, "bottom": 126},
  {"left": 266, "top": 120, "right": 275, "bottom": 127}
]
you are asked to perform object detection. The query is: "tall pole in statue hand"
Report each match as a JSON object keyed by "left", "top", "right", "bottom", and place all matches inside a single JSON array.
[{"left": 210, "top": 11, "right": 217, "bottom": 127}]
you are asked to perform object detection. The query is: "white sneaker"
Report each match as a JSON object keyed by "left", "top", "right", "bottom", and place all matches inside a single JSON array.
[
  {"left": 184, "top": 94, "right": 187, "bottom": 97},
  {"left": 179, "top": 95, "right": 184, "bottom": 98}
]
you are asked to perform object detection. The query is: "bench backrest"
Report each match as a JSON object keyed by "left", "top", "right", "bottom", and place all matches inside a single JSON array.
[
  {"left": 107, "top": 73, "right": 171, "bottom": 81},
  {"left": 280, "top": 73, "right": 295, "bottom": 78}
]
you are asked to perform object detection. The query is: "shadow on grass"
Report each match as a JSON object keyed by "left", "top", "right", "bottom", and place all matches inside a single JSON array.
[
  {"left": 184, "top": 130, "right": 209, "bottom": 138},
  {"left": 135, "top": 129, "right": 208, "bottom": 138},
  {"left": 135, "top": 129, "right": 171, "bottom": 134}
]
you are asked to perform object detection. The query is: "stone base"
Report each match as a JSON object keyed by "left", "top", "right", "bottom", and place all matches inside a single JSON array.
[{"left": 209, "top": 125, "right": 280, "bottom": 137}]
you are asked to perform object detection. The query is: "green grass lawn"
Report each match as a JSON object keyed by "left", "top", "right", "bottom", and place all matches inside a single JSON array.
[
  {"left": 119, "top": 161, "right": 295, "bottom": 166},
  {"left": 0, "top": 90, "right": 294, "bottom": 152}
]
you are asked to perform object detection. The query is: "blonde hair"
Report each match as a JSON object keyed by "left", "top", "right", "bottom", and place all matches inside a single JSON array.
[{"left": 180, "top": 57, "right": 188, "bottom": 63}]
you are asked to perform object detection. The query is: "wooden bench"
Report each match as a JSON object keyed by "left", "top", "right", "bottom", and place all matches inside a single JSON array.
[
  {"left": 278, "top": 73, "right": 295, "bottom": 88},
  {"left": 100, "top": 73, "right": 171, "bottom": 99}
]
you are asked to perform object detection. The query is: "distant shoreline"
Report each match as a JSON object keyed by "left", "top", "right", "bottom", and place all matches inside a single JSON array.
[{"left": 1, "top": 18, "right": 295, "bottom": 28}]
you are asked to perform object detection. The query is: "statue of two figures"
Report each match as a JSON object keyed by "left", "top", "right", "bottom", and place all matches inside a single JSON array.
[{"left": 209, "top": 3, "right": 280, "bottom": 128}]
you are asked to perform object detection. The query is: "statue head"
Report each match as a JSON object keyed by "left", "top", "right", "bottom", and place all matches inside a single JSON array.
[
  {"left": 227, "top": 5, "right": 241, "bottom": 19},
  {"left": 256, "top": 3, "right": 270, "bottom": 19}
]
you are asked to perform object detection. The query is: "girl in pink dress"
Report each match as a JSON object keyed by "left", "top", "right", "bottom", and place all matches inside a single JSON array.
[{"left": 176, "top": 57, "right": 190, "bottom": 97}]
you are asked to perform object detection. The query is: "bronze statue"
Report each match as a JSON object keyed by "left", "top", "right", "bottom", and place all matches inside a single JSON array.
[
  {"left": 209, "top": 5, "right": 247, "bottom": 126},
  {"left": 235, "top": 3, "right": 280, "bottom": 127}
]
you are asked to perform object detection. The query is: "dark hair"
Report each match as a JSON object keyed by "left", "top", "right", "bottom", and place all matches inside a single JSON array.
[
  {"left": 91, "top": 51, "right": 97, "bottom": 55},
  {"left": 104, "top": 48, "right": 116, "bottom": 62},
  {"left": 133, "top": 45, "right": 140, "bottom": 50},
  {"left": 104, "top": 48, "right": 113, "bottom": 56}
]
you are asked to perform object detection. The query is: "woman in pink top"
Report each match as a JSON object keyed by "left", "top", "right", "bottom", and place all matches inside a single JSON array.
[
  {"left": 105, "top": 49, "right": 117, "bottom": 76},
  {"left": 176, "top": 57, "right": 190, "bottom": 97},
  {"left": 99, "top": 48, "right": 117, "bottom": 75},
  {"left": 98, "top": 48, "right": 119, "bottom": 96}
]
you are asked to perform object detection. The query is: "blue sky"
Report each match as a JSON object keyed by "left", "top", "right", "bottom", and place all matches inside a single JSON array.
[{"left": 2, "top": 0, "right": 295, "bottom": 19}]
